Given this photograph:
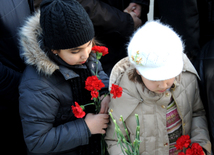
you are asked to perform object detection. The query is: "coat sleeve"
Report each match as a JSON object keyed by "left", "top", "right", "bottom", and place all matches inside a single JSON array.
[
  {"left": 190, "top": 75, "right": 212, "bottom": 154},
  {"left": 77, "top": 0, "right": 134, "bottom": 38},
  {"left": 97, "top": 59, "right": 109, "bottom": 90},
  {"left": 19, "top": 79, "right": 91, "bottom": 153},
  {"left": 105, "top": 90, "right": 140, "bottom": 155},
  {"left": 105, "top": 95, "right": 129, "bottom": 155},
  {"left": 0, "top": 62, "right": 22, "bottom": 104}
]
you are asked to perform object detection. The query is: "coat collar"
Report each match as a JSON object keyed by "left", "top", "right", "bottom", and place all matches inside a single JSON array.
[
  {"left": 109, "top": 55, "right": 198, "bottom": 121},
  {"left": 19, "top": 11, "right": 96, "bottom": 78},
  {"left": 19, "top": 11, "right": 59, "bottom": 76}
]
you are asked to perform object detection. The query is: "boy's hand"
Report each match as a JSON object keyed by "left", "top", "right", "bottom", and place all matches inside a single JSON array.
[
  {"left": 85, "top": 113, "right": 109, "bottom": 134},
  {"left": 99, "top": 95, "right": 110, "bottom": 114}
]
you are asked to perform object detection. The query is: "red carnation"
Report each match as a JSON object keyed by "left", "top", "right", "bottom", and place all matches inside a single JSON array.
[
  {"left": 92, "top": 46, "right": 108, "bottom": 56},
  {"left": 186, "top": 148, "right": 193, "bottom": 155},
  {"left": 71, "top": 102, "right": 86, "bottom": 118},
  {"left": 110, "top": 84, "right": 123, "bottom": 99},
  {"left": 178, "top": 152, "right": 185, "bottom": 155},
  {"left": 191, "top": 143, "right": 204, "bottom": 155},
  {"left": 175, "top": 135, "right": 191, "bottom": 150},
  {"left": 91, "top": 90, "right": 99, "bottom": 100},
  {"left": 85, "top": 75, "right": 105, "bottom": 91}
]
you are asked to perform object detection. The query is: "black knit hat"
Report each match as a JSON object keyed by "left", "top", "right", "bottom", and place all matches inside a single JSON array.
[{"left": 40, "top": 0, "right": 94, "bottom": 50}]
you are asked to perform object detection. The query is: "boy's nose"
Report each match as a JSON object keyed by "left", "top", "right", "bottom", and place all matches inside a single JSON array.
[{"left": 81, "top": 50, "right": 89, "bottom": 59}]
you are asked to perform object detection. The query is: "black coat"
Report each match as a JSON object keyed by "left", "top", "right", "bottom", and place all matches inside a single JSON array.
[
  {"left": 0, "top": 0, "right": 34, "bottom": 154},
  {"left": 0, "top": 0, "right": 34, "bottom": 106},
  {"left": 154, "top": 0, "right": 200, "bottom": 60},
  {"left": 19, "top": 12, "right": 109, "bottom": 154},
  {"left": 78, "top": 0, "right": 149, "bottom": 75},
  {"left": 196, "top": 39, "right": 214, "bottom": 153},
  {"left": 198, "top": 0, "right": 214, "bottom": 46}
]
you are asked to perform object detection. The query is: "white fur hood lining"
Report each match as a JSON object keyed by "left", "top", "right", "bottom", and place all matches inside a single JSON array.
[{"left": 19, "top": 11, "right": 59, "bottom": 76}]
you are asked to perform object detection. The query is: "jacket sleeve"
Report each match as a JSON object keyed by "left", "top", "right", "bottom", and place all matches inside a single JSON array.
[
  {"left": 19, "top": 79, "right": 91, "bottom": 153},
  {"left": 190, "top": 75, "right": 212, "bottom": 154},
  {"left": 105, "top": 95, "right": 128, "bottom": 155},
  {"left": 97, "top": 59, "right": 109, "bottom": 95},
  {"left": 77, "top": 0, "right": 134, "bottom": 38},
  {"left": 0, "top": 62, "right": 22, "bottom": 104},
  {"left": 105, "top": 89, "right": 139, "bottom": 155}
]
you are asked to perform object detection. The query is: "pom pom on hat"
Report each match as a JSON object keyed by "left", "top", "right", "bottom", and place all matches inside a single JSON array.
[
  {"left": 40, "top": 0, "right": 94, "bottom": 50},
  {"left": 128, "top": 21, "right": 184, "bottom": 81}
]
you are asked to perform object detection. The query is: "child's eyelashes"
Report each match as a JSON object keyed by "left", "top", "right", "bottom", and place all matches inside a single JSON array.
[
  {"left": 71, "top": 51, "right": 79, "bottom": 54},
  {"left": 70, "top": 49, "right": 80, "bottom": 54}
]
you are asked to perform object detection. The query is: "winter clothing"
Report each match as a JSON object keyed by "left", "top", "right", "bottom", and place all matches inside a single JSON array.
[
  {"left": 128, "top": 21, "right": 184, "bottom": 81},
  {"left": 196, "top": 39, "right": 214, "bottom": 153},
  {"left": 0, "top": 0, "right": 33, "bottom": 106},
  {"left": 19, "top": 11, "right": 109, "bottom": 155},
  {"left": 0, "top": 0, "right": 34, "bottom": 154},
  {"left": 77, "top": 0, "right": 149, "bottom": 75},
  {"left": 198, "top": 0, "right": 214, "bottom": 47},
  {"left": 154, "top": 0, "right": 200, "bottom": 60},
  {"left": 40, "top": 0, "right": 94, "bottom": 50},
  {"left": 105, "top": 55, "right": 211, "bottom": 155}
]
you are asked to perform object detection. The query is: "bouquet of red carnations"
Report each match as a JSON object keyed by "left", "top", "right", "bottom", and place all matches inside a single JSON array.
[
  {"left": 71, "top": 45, "right": 123, "bottom": 155},
  {"left": 175, "top": 135, "right": 204, "bottom": 155}
]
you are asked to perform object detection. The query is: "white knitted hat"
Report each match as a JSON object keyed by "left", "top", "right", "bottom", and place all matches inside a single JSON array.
[{"left": 128, "top": 21, "right": 184, "bottom": 81}]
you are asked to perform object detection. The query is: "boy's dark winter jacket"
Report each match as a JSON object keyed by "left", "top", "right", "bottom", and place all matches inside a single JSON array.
[{"left": 19, "top": 12, "right": 109, "bottom": 154}]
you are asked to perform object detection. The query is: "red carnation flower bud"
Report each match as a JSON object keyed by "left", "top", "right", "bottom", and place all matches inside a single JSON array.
[
  {"left": 91, "top": 90, "right": 99, "bottom": 100},
  {"left": 71, "top": 102, "right": 86, "bottom": 118},
  {"left": 175, "top": 135, "right": 191, "bottom": 150},
  {"left": 85, "top": 75, "right": 105, "bottom": 91},
  {"left": 92, "top": 46, "right": 108, "bottom": 56},
  {"left": 191, "top": 143, "right": 204, "bottom": 155},
  {"left": 110, "top": 84, "right": 123, "bottom": 99}
]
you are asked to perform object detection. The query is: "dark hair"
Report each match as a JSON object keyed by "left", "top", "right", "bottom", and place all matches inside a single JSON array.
[{"left": 128, "top": 68, "right": 144, "bottom": 84}]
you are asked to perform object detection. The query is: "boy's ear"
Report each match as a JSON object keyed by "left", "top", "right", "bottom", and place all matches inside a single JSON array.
[{"left": 52, "top": 50, "right": 58, "bottom": 54}]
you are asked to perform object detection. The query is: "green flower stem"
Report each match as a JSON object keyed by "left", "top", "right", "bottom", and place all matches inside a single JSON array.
[
  {"left": 109, "top": 112, "right": 136, "bottom": 155},
  {"left": 121, "top": 116, "right": 131, "bottom": 143},
  {"left": 84, "top": 102, "right": 94, "bottom": 107}
]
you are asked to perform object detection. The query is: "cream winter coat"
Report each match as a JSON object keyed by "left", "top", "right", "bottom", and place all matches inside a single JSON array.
[{"left": 105, "top": 54, "right": 211, "bottom": 155}]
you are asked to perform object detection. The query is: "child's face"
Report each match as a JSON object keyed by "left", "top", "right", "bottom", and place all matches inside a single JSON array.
[
  {"left": 52, "top": 40, "right": 92, "bottom": 65},
  {"left": 136, "top": 70, "right": 175, "bottom": 94}
]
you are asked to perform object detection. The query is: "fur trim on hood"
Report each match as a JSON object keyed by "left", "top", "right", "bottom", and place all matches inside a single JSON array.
[{"left": 19, "top": 11, "right": 59, "bottom": 76}]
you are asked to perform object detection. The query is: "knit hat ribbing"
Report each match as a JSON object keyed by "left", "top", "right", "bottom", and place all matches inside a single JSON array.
[{"left": 40, "top": 0, "right": 94, "bottom": 50}]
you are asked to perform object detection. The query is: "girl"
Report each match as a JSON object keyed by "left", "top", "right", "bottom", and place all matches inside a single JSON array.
[
  {"left": 105, "top": 21, "right": 211, "bottom": 155},
  {"left": 19, "top": 0, "right": 110, "bottom": 154}
]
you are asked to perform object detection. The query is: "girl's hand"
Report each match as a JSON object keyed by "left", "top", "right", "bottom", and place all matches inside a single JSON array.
[
  {"left": 99, "top": 95, "right": 110, "bottom": 114},
  {"left": 203, "top": 151, "right": 206, "bottom": 155},
  {"left": 85, "top": 113, "right": 109, "bottom": 134}
]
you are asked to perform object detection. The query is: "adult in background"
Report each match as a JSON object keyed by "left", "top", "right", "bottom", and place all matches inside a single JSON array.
[
  {"left": 192, "top": 0, "right": 214, "bottom": 153},
  {"left": 154, "top": 0, "right": 200, "bottom": 62},
  {"left": 78, "top": 0, "right": 149, "bottom": 76},
  {"left": 197, "top": 39, "right": 214, "bottom": 154},
  {"left": 0, "top": 0, "right": 34, "bottom": 154}
]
